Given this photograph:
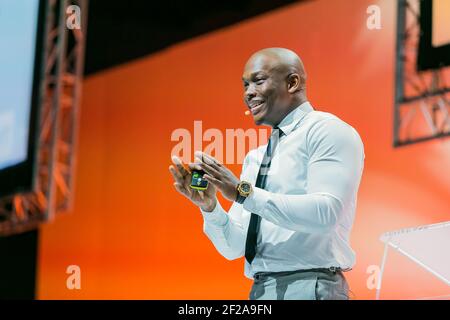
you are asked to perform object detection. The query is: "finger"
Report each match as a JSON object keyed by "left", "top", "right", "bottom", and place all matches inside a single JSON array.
[
  {"left": 193, "top": 155, "right": 219, "bottom": 174},
  {"left": 188, "top": 162, "right": 202, "bottom": 171},
  {"left": 174, "top": 182, "right": 192, "bottom": 198},
  {"left": 172, "top": 156, "right": 191, "bottom": 176},
  {"left": 173, "top": 156, "right": 191, "bottom": 176},
  {"left": 173, "top": 182, "right": 187, "bottom": 195},
  {"left": 198, "top": 191, "right": 205, "bottom": 200},
  {"left": 169, "top": 165, "right": 184, "bottom": 183},
  {"left": 199, "top": 161, "right": 222, "bottom": 179},
  {"left": 203, "top": 174, "right": 223, "bottom": 187},
  {"left": 195, "top": 151, "right": 222, "bottom": 168},
  {"left": 170, "top": 166, "right": 190, "bottom": 190}
]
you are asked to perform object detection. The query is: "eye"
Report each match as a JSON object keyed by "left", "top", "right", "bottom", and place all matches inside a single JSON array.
[{"left": 255, "top": 78, "right": 265, "bottom": 85}]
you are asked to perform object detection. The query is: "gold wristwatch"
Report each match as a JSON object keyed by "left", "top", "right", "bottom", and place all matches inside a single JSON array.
[{"left": 236, "top": 181, "right": 252, "bottom": 204}]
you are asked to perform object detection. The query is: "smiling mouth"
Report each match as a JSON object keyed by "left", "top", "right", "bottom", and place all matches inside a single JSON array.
[{"left": 249, "top": 101, "right": 265, "bottom": 115}]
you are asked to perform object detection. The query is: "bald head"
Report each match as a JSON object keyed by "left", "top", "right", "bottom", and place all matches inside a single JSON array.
[
  {"left": 242, "top": 48, "right": 308, "bottom": 127},
  {"left": 244, "top": 48, "right": 306, "bottom": 84}
]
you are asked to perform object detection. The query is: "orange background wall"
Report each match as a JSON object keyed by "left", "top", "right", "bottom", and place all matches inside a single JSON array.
[{"left": 37, "top": 0, "right": 450, "bottom": 299}]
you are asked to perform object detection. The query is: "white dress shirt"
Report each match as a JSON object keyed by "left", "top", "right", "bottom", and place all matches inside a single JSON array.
[{"left": 201, "top": 101, "right": 365, "bottom": 279}]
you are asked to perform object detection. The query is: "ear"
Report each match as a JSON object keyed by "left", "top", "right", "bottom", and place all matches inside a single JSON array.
[{"left": 287, "top": 73, "right": 302, "bottom": 93}]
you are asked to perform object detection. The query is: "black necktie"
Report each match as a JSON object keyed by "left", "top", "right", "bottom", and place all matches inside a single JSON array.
[{"left": 245, "top": 127, "right": 284, "bottom": 264}]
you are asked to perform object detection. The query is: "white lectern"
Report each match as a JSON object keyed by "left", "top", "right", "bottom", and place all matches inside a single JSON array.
[{"left": 376, "top": 221, "right": 450, "bottom": 300}]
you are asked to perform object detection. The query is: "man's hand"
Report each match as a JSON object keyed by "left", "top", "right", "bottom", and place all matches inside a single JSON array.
[
  {"left": 169, "top": 156, "right": 217, "bottom": 212},
  {"left": 190, "top": 151, "right": 240, "bottom": 202}
]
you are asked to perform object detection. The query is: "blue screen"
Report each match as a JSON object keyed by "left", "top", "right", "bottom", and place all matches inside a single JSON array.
[{"left": 0, "top": 0, "right": 40, "bottom": 170}]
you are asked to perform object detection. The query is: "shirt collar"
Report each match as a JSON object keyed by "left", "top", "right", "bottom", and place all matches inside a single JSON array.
[{"left": 274, "top": 101, "right": 314, "bottom": 136}]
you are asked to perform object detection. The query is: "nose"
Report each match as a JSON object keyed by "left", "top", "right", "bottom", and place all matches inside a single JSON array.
[{"left": 245, "top": 85, "right": 256, "bottom": 102}]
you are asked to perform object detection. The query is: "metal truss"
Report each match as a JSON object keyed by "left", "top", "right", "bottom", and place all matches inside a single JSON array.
[
  {"left": 0, "top": 0, "right": 88, "bottom": 236},
  {"left": 394, "top": 0, "right": 450, "bottom": 147}
]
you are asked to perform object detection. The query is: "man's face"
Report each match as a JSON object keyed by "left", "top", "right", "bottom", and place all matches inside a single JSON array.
[{"left": 242, "top": 56, "right": 287, "bottom": 126}]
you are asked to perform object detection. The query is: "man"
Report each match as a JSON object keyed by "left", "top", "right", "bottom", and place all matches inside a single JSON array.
[{"left": 169, "top": 48, "right": 364, "bottom": 300}]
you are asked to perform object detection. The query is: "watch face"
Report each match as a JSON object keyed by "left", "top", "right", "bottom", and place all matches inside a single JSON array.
[{"left": 241, "top": 183, "right": 250, "bottom": 192}]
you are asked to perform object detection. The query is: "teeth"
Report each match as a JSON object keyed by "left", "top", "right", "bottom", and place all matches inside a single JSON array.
[{"left": 252, "top": 101, "right": 264, "bottom": 108}]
